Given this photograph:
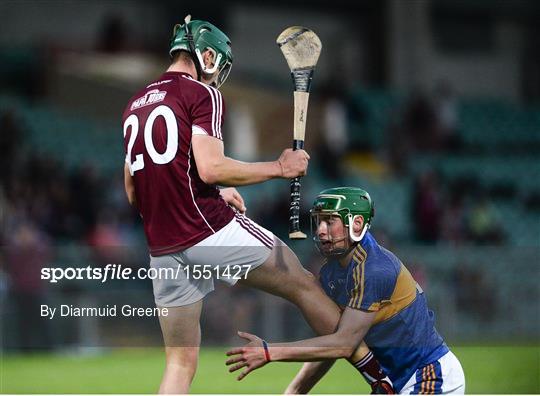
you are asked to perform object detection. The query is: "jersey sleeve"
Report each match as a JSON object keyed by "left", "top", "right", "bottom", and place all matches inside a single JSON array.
[
  {"left": 191, "top": 85, "right": 225, "bottom": 140},
  {"left": 348, "top": 257, "right": 395, "bottom": 312}
]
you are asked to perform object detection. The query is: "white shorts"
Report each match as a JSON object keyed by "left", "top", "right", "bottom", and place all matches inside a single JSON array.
[
  {"left": 400, "top": 351, "right": 465, "bottom": 394},
  {"left": 150, "top": 214, "right": 274, "bottom": 307}
]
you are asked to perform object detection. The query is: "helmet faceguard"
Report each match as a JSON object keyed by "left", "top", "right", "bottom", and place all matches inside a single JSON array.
[
  {"left": 310, "top": 187, "right": 374, "bottom": 257},
  {"left": 170, "top": 15, "right": 233, "bottom": 88},
  {"left": 310, "top": 212, "right": 351, "bottom": 257}
]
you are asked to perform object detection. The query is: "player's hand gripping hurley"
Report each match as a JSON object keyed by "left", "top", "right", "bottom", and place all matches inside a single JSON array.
[{"left": 277, "top": 26, "right": 322, "bottom": 240}]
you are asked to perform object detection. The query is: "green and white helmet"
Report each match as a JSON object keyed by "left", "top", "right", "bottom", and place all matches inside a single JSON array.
[
  {"left": 170, "top": 16, "right": 233, "bottom": 88},
  {"left": 310, "top": 187, "right": 374, "bottom": 255}
]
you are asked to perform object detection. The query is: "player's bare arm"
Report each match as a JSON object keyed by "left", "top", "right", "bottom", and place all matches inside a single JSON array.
[
  {"left": 123, "top": 162, "right": 137, "bottom": 208},
  {"left": 285, "top": 342, "right": 373, "bottom": 394},
  {"left": 192, "top": 134, "right": 309, "bottom": 186},
  {"left": 226, "top": 307, "right": 375, "bottom": 380}
]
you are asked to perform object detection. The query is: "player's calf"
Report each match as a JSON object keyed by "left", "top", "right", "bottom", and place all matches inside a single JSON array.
[
  {"left": 159, "top": 346, "right": 199, "bottom": 394},
  {"left": 156, "top": 301, "right": 202, "bottom": 393}
]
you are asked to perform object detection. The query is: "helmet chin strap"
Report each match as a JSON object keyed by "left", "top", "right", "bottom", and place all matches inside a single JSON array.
[
  {"left": 195, "top": 48, "right": 223, "bottom": 87},
  {"left": 195, "top": 48, "right": 222, "bottom": 74},
  {"left": 331, "top": 223, "right": 369, "bottom": 258},
  {"left": 348, "top": 215, "right": 370, "bottom": 242},
  {"left": 183, "top": 15, "right": 202, "bottom": 82}
]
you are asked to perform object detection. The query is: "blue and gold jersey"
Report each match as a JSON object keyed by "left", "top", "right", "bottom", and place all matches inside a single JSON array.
[{"left": 319, "top": 232, "right": 449, "bottom": 392}]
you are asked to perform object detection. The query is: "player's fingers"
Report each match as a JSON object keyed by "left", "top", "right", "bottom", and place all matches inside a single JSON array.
[
  {"left": 238, "top": 331, "right": 257, "bottom": 341},
  {"left": 281, "top": 148, "right": 292, "bottom": 157},
  {"left": 237, "top": 367, "right": 253, "bottom": 381},
  {"left": 295, "top": 149, "right": 308, "bottom": 159},
  {"left": 226, "top": 348, "right": 243, "bottom": 356},
  {"left": 225, "top": 356, "right": 245, "bottom": 366},
  {"left": 232, "top": 196, "right": 246, "bottom": 213},
  {"left": 230, "top": 197, "right": 241, "bottom": 210},
  {"left": 233, "top": 191, "right": 246, "bottom": 212},
  {"left": 229, "top": 361, "right": 248, "bottom": 373}
]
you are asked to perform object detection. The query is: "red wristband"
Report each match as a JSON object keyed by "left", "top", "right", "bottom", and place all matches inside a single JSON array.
[{"left": 262, "top": 339, "right": 271, "bottom": 362}]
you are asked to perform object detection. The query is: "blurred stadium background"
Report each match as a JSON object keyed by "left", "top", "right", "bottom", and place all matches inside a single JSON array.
[{"left": 0, "top": 0, "right": 539, "bottom": 393}]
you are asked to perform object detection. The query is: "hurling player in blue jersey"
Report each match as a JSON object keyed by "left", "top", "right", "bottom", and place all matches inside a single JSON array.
[{"left": 227, "top": 187, "right": 465, "bottom": 394}]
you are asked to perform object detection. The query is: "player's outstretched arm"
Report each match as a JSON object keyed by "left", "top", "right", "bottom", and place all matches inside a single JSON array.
[
  {"left": 226, "top": 308, "right": 375, "bottom": 380},
  {"left": 285, "top": 342, "right": 395, "bottom": 394},
  {"left": 192, "top": 135, "right": 309, "bottom": 186}
]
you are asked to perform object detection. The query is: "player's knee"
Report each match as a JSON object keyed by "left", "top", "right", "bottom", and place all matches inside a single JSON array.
[
  {"left": 298, "top": 269, "right": 317, "bottom": 290},
  {"left": 303, "top": 268, "right": 316, "bottom": 281},
  {"left": 289, "top": 270, "right": 320, "bottom": 301}
]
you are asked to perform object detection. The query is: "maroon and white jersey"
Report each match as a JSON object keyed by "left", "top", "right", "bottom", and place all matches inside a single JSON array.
[{"left": 122, "top": 72, "right": 234, "bottom": 256}]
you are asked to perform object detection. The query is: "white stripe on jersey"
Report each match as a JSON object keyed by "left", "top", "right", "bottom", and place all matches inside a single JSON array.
[
  {"left": 208, "top": 85, "right": 222, "bottom": 139},
  {"left": 216, "top": 88, "right": 223, "bottom": 139},
  {"left": 182, "top": 75, "right": 223, "bottom": 139},
  {"left": 187, "top": 141, "right": 216, "bottom": 233}
]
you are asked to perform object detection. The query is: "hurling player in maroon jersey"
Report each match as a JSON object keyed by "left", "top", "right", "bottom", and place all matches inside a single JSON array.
[{"left": 122, "top": 16, "right": 393, "bottom": 394}]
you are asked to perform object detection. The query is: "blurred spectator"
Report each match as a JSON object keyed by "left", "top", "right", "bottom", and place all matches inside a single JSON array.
[
  {"left": 432, "top": 81, "right": 462, "bottom": 152},
  {"left": 402, "top": 89, "right": 438, "bottom": 151},
  {"left": 256, "top": 192, "right": 290, "bottom": 240},
  {"left": 96, "top": 15, "right": 129, "bottom": 53},
  {"left": 0, "top": 255, "right": 10, "bottom": 349},
  {"left": 346, "top": 87, "right": 368, "bottom": 139},
  {"left": 411, "top": 171, "right": 443, "bottom": 243},
  {"left": 371, "top": 227, "right": 393, "bottom": 250},
  {"left": 453, "top": 262, "right": 497, "bottom": 322},
  {"left": 316, "top": 82, "right": 350, "bottom": 183},
  {"left": 407, "top": 262, "right": 428, "bottom": 290},
  {"left": 87, "top": 210, "right": 125, "bottom": 264},
  {"left": 0, "top": 110, "right": 24, "bottom": 185},
  {"left": 440, "top": 192, "right": 467, "bottom": 245},
  {"left": 468, "top": 193, "right": 505, "bottom": 245},
  {"left": 228, "top": 104, "right": 258, "bottom": 162},
  {"left": 6, "top": 221, "right": 53, "bottom": 350},
  {"left": 386, "top": 116, "right": 412, "bottom": 175},
  {"left": 73, "top": 165, "right": 101, "bottom": 219},
  {"left": 523, "top": 190, "right": 540, "bottom": 212}
]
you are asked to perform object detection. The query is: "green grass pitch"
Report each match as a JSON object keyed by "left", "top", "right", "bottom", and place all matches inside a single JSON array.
[{"left": 1, "top": 346, "right": 538, "bottom": 393}]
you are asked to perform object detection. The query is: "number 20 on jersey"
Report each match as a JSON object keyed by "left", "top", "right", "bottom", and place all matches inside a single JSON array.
[{"left": 123, "top": 105, "right": 179, "bottom": 175}]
